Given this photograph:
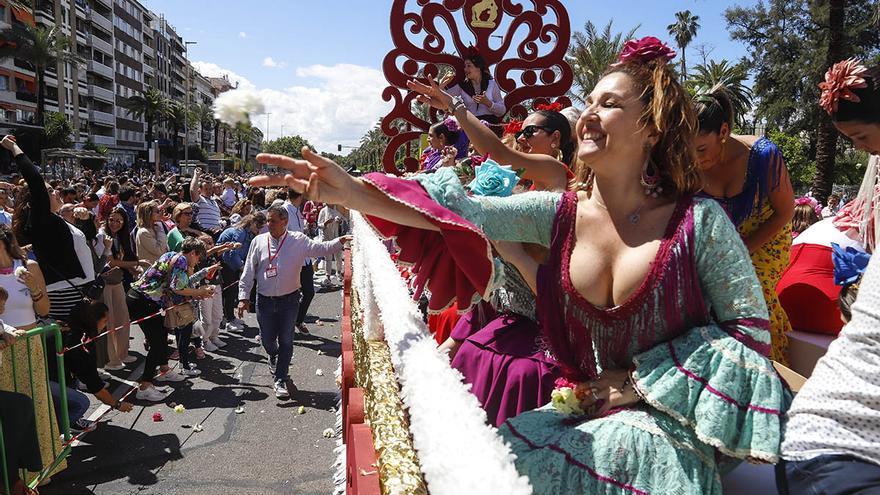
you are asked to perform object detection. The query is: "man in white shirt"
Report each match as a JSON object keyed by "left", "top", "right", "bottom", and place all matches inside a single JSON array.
[
  {"left": 284, "top": 191, "right": 316, "bottom": 334},
  {"left": 238, "top": 204, "right": 350, "bottom": 398}
]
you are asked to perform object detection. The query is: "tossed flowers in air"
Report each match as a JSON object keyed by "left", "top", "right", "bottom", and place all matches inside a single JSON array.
[
  {"left": 213, "top": 89, "right": 265, "bottom": 127},
  {"left": 468, "top": 159, "right": 519, "bottom": 197}
]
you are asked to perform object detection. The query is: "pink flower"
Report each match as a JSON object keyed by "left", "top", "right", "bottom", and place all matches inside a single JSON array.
[
  {"left": 819, "top": 58, "right": 869, "bottom": 115},
  {"left": 618, "top": 36, "right": 676, "bottom": 65},
  {"left": 554, "top": 376, "right": 580, "bottom": 390}
]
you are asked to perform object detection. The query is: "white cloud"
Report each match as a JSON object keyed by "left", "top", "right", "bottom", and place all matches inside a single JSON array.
[
  {"left": 191, "top": 61, "right": 255, "bottom": 90},
  {"left": 238, "top": 31, "right": 247, "bottom": 39},
  {"left": 262, "top": 57, "right": 286, "bottom": 69},
  {"left": 193, "top": 62, "right": 391, "bottom": 154}
]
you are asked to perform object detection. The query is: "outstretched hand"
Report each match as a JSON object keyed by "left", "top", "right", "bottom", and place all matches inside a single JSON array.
[
  {"left": 249, "top": 147, "right": 356, "bottom": 206},
  {"left": 406, "top": 78, "right": 454, "bottom": 112}
]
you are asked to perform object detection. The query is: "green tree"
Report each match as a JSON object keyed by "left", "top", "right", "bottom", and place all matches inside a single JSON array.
[
  {"left": 185, "top": 144, "right": 208, "bottom": 163},
  {"left": 190, "top": 103, "right": 215, "bottom": 151},
  {"left": 262, "top": 135, "right": 314, "bottom": 158},
  {"left": 686, "top": 59, "right": 753, "bottom": 127},
  {"left": 43, "top": 111, "right": 72, "bottom": 148},
  {"left": 567, "top": 20, "right": 640, "bottom": 103},
  {"left": 766, "top": 129, "right": 813, "bottom": 190},
  {"left": 0, "top": 23, "right": 83, "bottom": 127},
  {"left": 667, "top": 10, "right": 700, "bottom": 80},
  {"left": 164, "top": 102, "right": 188, "bottom": 162},
  {"left": 123, "top": 88, "right": 168, "bottom": 152},
  {"left": 726, "top": 0, "right": 880, "bottom": 201}
]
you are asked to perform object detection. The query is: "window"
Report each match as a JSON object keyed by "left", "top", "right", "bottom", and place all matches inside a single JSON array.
[{"left": 0, "top": 76, "right": 8, "bottom": 91}]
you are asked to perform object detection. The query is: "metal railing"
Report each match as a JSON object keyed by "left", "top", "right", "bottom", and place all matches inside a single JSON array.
[{"left": 0, "top": 323, "right": 70, "bottom": 494}]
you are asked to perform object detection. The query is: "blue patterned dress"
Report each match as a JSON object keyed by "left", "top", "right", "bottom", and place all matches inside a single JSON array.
[{"left": 406, "top": 168, "right": 790, "bottom": 494}]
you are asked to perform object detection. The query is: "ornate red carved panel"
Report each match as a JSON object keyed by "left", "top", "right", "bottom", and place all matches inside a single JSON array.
[{"left": 380, "top": 0, "right": 573, "bottom": 174}]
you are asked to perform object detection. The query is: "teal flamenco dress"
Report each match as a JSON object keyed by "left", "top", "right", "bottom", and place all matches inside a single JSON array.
[{"left": 361, "top": 168, "right": 790, "bottom": 494}]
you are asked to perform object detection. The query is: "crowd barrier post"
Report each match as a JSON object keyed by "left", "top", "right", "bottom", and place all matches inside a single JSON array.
[{"left": 0, "top": 323, "right": 70, "bottom": 493}]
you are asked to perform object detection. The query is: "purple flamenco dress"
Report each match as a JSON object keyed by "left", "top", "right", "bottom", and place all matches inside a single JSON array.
[{"left": 450, "top": 262, "right": 561, "bottom": 427}]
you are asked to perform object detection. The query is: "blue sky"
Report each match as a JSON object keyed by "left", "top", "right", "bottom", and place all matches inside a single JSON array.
[{"left": 142, "top": 0, "right": 758, "bottom": 152}]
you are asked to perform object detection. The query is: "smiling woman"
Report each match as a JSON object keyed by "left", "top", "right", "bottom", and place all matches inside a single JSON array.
[{"left": 250, "top": 36, "right": 789, "bottom": 495}]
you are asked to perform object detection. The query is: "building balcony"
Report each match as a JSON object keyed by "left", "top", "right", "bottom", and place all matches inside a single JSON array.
[
  {"left": 87, "top": 60, "right": 113, "bottom": 79},
  {"left": 93, "top": 0, "right": 111, "bottom": 8},
  {"left": 90, "top": 34, "right": 113, "bottom": 56},
  {"left": 143, "top": 64, "right": 155, "bottom": 77},
  {"left": 143, "top": 44, "right": 155, "bottom": 58},
  {"left": 92, "top": 134, "right": 115, "bottom": 145},
  {"left": 88, "top": 10, "right": 113, "bottom": 34},
  {"left": 89, "top": 109, "right": 114, "bottom": 126},
  {"left": 88, "top": 85, "right": 114, "bottom": 103},
  {"left": 15, "top": 91, "right": 36, "bottom": 103}
]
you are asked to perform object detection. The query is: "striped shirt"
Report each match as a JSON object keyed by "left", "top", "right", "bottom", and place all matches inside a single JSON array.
[{"left": 195, "top": 196, "right": 222, "bottom": 230}]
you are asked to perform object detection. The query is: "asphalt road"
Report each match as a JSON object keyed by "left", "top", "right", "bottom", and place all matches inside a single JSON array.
[{"left": 42, "top": 285, "right": 343, "bottom": 495}]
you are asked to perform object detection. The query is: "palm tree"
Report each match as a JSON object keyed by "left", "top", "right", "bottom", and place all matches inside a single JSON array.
[
  {"left": 686, "top": 60, "right": 753, "bottom": 127},
  {"left": 190, "top": 103, "right": 215, "bottom": 151},
  {"left": 666, "top": 10, "right": 700, "bottom": 80},
  {"left": 567, "top": 20, "right": 640, "bottom": 103},
  {"left": 164, "top": 102, "right": 188, "bottom": 163},
  {"left": 812, "top": 0, "right": 845, "bottom": 203},
  {"left": 123, "top": 88, "right": 167, "bottom": 151},
  {"left": 0, "top": 23, "right": 82, "bottom": 127}
]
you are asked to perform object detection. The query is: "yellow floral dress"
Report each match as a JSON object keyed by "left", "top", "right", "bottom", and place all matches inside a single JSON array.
[
  {"left": 1, "top": 334, "right": 68, "bottom": 482},
  {"left": 739, "top": 203, "right": 792, "bottom": 363},
  {"left": 707, "top": 136, "right": 792, "bottom": 364}
]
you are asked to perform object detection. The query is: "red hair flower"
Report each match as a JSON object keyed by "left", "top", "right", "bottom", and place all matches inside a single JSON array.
[
  {"left": 618, "top": 36, "right": 676, "bottom": 65},
  {"left": 535, "top": 102, "right": 563, "bottom": 112},
  {"left": 819, "top": 58, "right": 869, "bottom": 115},
  {"left": 503, "top": 120, "right": 523, "bottom": 136}
]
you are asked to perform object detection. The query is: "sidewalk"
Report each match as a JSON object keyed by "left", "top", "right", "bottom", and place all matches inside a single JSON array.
[{"left": 41, "top": 288, "right": 343, "bottom": 495}]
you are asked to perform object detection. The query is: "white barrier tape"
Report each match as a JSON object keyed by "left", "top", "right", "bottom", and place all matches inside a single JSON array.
[{"left": 351, "top": 212, "right": 532, "bottom": 495}]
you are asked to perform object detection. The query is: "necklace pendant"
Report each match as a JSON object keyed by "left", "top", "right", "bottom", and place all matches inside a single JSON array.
[{"left": 629, "top": 213, "right": 640, "bottom": 224}]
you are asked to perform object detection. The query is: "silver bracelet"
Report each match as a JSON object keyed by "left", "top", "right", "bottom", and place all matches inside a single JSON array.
[{"left": 448, "top": 95, "right": 465, "bottom": 114}]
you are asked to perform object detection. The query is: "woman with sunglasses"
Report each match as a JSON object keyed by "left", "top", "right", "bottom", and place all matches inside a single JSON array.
[
  {"left": 777, "top": 59, "right": 880, "bottom": 495},
  {"left": 167, "top": 202, "right": 202, "bottom": 252},
  {"left": 252, "top": 37, "right": 788, "bottom": 493},
  {"left": 434, "top": 106, "right": 575, "bottom": 425},
  {"left": 4, "top": 136, "right": 96, "bottom": 323}
]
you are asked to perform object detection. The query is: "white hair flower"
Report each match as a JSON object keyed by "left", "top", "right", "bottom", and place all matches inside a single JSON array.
[{"left": 213, "top": 89, "right": 265, "bottom": 127}]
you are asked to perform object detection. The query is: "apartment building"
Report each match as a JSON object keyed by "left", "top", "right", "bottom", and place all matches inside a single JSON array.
[
  {"left": 0, "top": 2, "right": 38, "bottom": 129},
  {"left": 0, "top": 0, "right": 220, "bottom": 168}
]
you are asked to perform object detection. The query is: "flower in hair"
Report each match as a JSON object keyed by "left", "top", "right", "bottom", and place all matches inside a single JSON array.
[
  {"left": 794, "top": 196, "right": 822, "bottom": 217},
  {"left": 503, "top": 120, "right": 523, "bottom": 136},
  {"left": 442, "top": 116, "right": 460, "bottom": 133},
  {"left": 466, "top": 44, "right": 480, "bottom": 57},
  {"left": 618, "top": 36, "right": 676, "bottom": 65},
  {"left": 535, "top": 102, "right": 563, "bottom": 112},
  {"left": 819, "top": 58, "right": 869, "bottom": 115}
]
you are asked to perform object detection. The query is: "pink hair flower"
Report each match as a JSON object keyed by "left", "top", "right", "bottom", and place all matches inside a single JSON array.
[
  {"left": 618, "top": 36, "right": 676, "bottom": 65},
  {"left": 819, "top": 58, "right": 869, "bottom": 115}
]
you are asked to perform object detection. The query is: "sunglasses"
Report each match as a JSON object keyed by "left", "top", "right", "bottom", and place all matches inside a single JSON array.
[{"left": 515, "top": 124, "right": 554, "bottom": 140}]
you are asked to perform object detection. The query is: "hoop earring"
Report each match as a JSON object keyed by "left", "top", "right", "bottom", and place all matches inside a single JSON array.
[{"left": 640, "top": 146, "right": 662, "bottom": 198}]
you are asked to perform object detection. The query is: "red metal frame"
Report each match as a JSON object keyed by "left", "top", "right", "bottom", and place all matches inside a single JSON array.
[{"left": 380, "top": 0, "right": 573, "bottom": 173}]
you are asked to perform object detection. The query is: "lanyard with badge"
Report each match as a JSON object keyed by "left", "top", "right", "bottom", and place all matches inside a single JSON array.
[{"left": 265, "top": 232, "right": 287, "bottom": 279}]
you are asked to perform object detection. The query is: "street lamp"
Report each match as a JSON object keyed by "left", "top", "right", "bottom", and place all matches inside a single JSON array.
[
  {"left": 183, "top": 40, "right": 197, "bottom": 166},
  {"left": 265, "top": 112, "right": 271, "bottom": 142}
]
